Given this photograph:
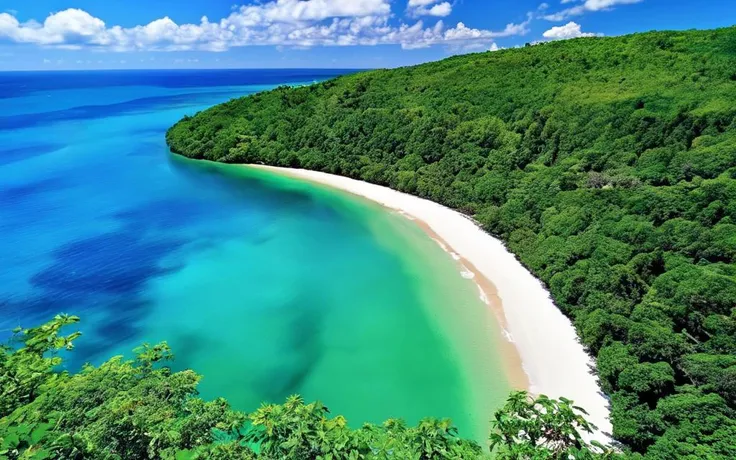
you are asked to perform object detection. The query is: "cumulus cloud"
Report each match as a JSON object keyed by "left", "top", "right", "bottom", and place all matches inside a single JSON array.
[
  {"left": 0, "top": 1, "right": 532, "bottom": 52},
  {"left": 407, "top": 0, "right": 453, "bottom": 17},
  {"left": 544, "top": 0, "right": 643, "bottom": 21},
  {"left": 0, "top": 8, "right": 105, "bottom": 45},
  {"left": 542, "top": 21, "right": 601, "bottom": 40}
]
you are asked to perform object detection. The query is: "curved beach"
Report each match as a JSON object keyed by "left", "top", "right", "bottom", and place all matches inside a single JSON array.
[{"left": 251, "top": 164, "right": 613, "bottom": 443}]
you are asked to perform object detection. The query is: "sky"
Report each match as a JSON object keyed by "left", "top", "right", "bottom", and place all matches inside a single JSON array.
[{"left": 0, "top": 0, "right": 734, "bottom": 71}]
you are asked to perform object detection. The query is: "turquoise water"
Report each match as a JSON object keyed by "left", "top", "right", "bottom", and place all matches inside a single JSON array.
[{"left": 0, "top": 70, "right": 509, "bottom": 440}]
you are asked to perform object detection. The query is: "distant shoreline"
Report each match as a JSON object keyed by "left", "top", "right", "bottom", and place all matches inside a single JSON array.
[{"left": 248, "top": 164, "right": 613, "bottom": 443}]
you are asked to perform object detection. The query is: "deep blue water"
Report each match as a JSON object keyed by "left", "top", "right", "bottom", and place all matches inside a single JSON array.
[
  {"left": 0, "top": 69, "right": 354, "bottom": 98},
  {"left": 0, "top": 68, "right": 350, "bottom": 317},
  {"left": 0, "top": 69, "right": 355, "bottom": 356}
]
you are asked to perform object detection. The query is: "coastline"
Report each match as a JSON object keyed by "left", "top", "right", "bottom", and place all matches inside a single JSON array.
[
  {"left": 248, "top": 164, "right": 613, "bottom": 443},
  {"left": 407, "top": 215, "right": 530, "bottom": 392}
]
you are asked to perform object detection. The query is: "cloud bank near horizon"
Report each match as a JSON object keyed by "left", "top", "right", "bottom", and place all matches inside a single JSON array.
[
  {"left": 0, "top": 0, "right": 533, "bottom": 52},
  {"left": 0, "top": 0, "right": 647, "bottom": 56}
]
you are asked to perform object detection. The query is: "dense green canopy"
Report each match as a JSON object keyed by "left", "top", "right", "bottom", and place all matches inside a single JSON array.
[{"left": 167, "top": 26, "right": 736, "bottom": 457}]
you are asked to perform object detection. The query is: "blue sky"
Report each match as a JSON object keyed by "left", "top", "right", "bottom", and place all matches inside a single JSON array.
[{"left": 0, "top": 0, "right": 734, "bottom": 70}]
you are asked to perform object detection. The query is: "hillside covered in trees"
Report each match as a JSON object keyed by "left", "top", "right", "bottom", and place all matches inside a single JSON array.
[{"left": 167, "top": 26, "right": 736, "bottom": 458}]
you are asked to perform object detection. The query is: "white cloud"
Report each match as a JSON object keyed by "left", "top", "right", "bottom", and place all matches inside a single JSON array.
[
  {"left": 0, "top": 1, "right": 533, "bottom": 52},
  {"left": 396, "top": 14, "right": 531, "bottom": 50},
  {"left": 427, "top": 3, "right": 453, "bottom": 17},
  {"left": 407, "top": 0, "right": 453, "bottom": 17},
  {"left": 585, "top": 0, "right": 643, "bottom": 10},
  {"left": 544, "top": 0, "right": 643, "bottom": 21},
  {"left": 542, "top": 21, "right": 601, "bottom": 40},
  {"left": 237, "top": 0, "right": 391, "bottom": 23},
  {"left": 0, "top": 8, "right": 105, "bottom": 45},
  {"left": 494, "top": 13, "right": 534, "bottom": 37}
]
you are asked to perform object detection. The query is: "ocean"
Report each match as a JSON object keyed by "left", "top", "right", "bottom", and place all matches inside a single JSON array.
[{"left": 0, "top": 69, "right": 508, "bottom": 441}]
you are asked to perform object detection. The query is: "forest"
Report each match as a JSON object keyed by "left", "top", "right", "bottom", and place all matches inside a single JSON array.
[{"left": 167, "top": 26, "right": 736, "bottom": 458}]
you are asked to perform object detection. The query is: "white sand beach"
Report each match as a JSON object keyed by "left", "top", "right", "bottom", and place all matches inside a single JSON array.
[{"left": 250, "top": 164, "right": 613, "bottom": 443}]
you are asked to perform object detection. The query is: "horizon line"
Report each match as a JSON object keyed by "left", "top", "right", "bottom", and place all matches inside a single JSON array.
[{"left": 0, "top": 67, "right": 377, "bottom": 73}]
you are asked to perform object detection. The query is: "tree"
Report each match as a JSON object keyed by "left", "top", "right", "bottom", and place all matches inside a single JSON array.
[
  {"left": 0, "top": 314, "right": 82, "bottom": 418},
  {"left": 489, "top": 391, "right": 615, "bottom": 459}
]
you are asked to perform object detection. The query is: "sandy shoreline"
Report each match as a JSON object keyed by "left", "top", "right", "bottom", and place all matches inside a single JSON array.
[
  {"left": 408, "top": 215, "right": 530, "bottom": 392},
  {"left": 249, "top": 164, "right": 612, "bottom": 442}
]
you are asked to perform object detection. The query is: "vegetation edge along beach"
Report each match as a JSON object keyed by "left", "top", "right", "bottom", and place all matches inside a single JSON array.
[{"left": 166, "top": 26, "right": 736, "bottom": 458}]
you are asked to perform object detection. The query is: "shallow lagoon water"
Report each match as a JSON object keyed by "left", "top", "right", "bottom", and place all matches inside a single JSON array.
[{"left": 0, "top": 70, "right": 509, "bottom": 441}]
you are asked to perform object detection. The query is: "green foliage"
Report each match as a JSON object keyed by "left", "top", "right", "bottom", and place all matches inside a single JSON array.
[
  {"left": 0, "top": 422, "right": 53, "bottom": 459},
  {"left": 167, "top": 26, "right": 736, "bottom": 457},
  {"left": 489, "top": 391, "right": 614, "bottom": 459},
  {"left": 0, "top": 314, "right": 81, "bottom": 418},
  {"left": 1, "top": 317, "right": 613, "bottom": 459},
  {"left": 244, "top": 395, "right": 483, "bottom": 459},
  {"left": 245, "top": 395, "right": 361, "bottom": 458},
  {"left": 0, "top": 316, "right": 247, "bottom": 459}
]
